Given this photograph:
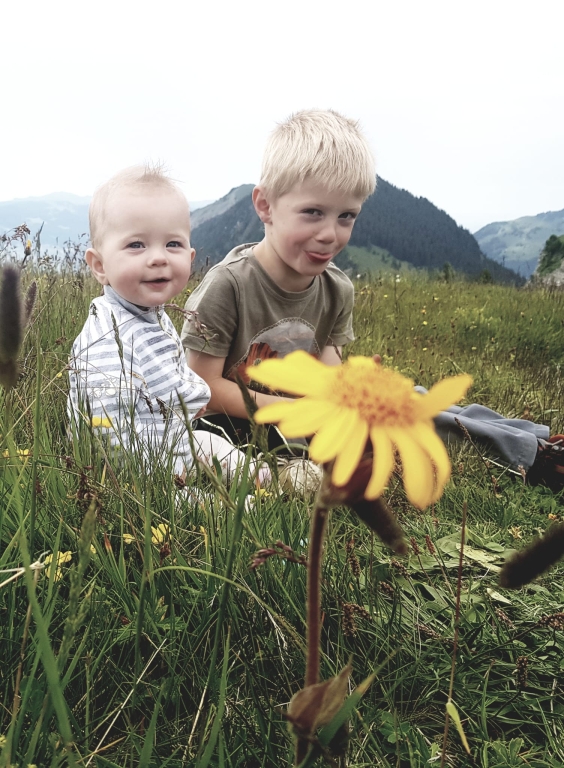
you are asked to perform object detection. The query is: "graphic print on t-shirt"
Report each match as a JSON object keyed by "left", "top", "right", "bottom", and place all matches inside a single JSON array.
[{"left": 228, "top": 318, "right": 320, "bottom": 392}]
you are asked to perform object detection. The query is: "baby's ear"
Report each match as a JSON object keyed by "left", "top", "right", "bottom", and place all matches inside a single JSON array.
[
  {"left": 86, "top": 247, "right": 109, "bottom": 285},
  {"left": 252, "top": 186, "right": 272, "bottom": 224}
]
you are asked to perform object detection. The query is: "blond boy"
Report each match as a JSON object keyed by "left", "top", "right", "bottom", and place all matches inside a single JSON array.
[
  {"left": 68, "top": 165, "right": 270, "bottom": 483},
  {"left": 180, "top": 111, "right": 563, "bottom": 486},
  {"left": 181, "top": 110, "right": 374, "bottom": 448}
]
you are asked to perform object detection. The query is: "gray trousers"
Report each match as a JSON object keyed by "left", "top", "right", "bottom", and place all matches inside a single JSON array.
[{"left": 416, "top": 387, "right": 550, "bottom": 471}]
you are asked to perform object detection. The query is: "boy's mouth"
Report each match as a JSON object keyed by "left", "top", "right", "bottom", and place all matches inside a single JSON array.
[
  {"left": 144, "top": 278, "right": 170, "bottom": 284},
  {"left": 305, "top": 251, "right": 333, "bottom": 264}
]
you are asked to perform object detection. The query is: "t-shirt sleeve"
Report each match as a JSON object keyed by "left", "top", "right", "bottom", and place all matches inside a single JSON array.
[
  {"left": 327, "top": 277, "right": 355, "bottom": 347},
  {"left": 180, "top": 268, "right": 239, "bottom": 358}
]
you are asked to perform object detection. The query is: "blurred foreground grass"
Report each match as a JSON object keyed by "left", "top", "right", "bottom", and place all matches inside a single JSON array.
[{"left": 1, "top": 259, "right": 563, "bottom": 767}]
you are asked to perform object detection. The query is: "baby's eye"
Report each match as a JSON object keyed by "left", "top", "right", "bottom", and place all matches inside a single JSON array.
[
  {"left": 167, "top": 241, "right": 183, "bottom": 248},
  {"left": 128, "top": 241, "right": 144, "bottom": 249}
]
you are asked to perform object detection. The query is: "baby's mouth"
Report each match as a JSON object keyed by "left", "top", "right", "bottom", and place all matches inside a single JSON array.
[{"left": 144, "top": 278, "right": 169, "bottom": 284}]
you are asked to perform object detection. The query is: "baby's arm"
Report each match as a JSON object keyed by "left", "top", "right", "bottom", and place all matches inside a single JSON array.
[{"left": 187, "top": 349, "right": 291, "bottom": 419}]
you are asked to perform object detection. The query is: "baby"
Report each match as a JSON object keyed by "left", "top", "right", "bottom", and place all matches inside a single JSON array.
[{"left": 68, "top": 164, "right": 269, "bottom": 486}]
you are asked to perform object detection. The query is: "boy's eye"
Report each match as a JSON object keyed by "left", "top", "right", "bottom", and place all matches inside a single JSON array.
[
  {"left": 339, "top": 212, "right": 357, "bottom": 221},
  {"left": 128, "top": 241, "right": 144, "bottom": 249},
  {"left": 303, "top": 208, "right": 322, "bottom": 216}
]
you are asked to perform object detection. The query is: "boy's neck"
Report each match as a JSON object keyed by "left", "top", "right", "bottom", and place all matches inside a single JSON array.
[{"left": 252, "top": 240, "right": 315, "bottom": 293}]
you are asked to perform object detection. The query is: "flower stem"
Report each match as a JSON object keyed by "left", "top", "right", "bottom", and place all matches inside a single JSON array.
[
  {"left": 296, "top": 472, "right": 333, "bottom": 766},
  {"left": 305, "top": 496, "right": 330, "bottom": 688}
]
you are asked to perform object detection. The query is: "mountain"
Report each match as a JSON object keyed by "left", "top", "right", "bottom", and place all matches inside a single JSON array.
[
  {"left": 190, "top": 179, "right": 520, "bottom": 283},
  {"left": 0, "top": 192, "right": 212, "bottom": 250},
  {"left": 0, "top": 192, "right": 90, "bottom": 248},
  {"left": 474, "top": 209, "right": 564, "bottom": 278}
]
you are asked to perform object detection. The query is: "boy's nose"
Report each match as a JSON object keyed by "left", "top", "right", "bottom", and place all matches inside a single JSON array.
[{"left": 316, "top": 221, "right": 338, "bottom": 244}]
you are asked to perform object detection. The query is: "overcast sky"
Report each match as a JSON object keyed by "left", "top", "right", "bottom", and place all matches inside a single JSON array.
[{"left": 2, "top": 0, "right": 562, "bottom": 232}]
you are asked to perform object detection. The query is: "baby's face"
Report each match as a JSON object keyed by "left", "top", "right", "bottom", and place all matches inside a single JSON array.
[{"left": 87, "top": 187, "right": 194, "bottom": 307}]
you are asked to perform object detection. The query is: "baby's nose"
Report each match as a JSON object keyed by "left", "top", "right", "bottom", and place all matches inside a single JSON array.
[{"left": 147, "top": 247, "right": 169, "bottom": 264}]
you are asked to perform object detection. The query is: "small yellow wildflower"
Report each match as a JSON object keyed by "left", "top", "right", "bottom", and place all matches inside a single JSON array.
[
  {"left": 422, "top": 321, "right": 428, "bottom": 326},
  {"left": 383, "top": 294, "right": 388, "bottom": 298},
  {"left": 90, "top": 544, "right": 97, "bottom": 555},
  {"left": 0, "top": 734, "right": 6, "bottom": 748},
  {"left": 548, "top": 513, "right": 558, "bottom": 521},
  {"left": 44, "top": 551, "right": 72, "bottom": 581},
  {"left": 471, "top": 347, "right": 477, "bottom": 351},
  {"left": 422, "top": 347, "right": 428, "bottom": 352},
  {"left": 91, "top": 416, "right": 113, "bottom": 428},
  {"left": 248, "top": 351, "right": 472, "bottom": 509},
  {"left": 123, "top": 533, "right": 135, "bottom": 544},
  {"left": 56, "top": 372, "right": 63, "bottom": 378},
  {"left": 508, "top": 526, "right": 523, "bottom": 540},
  {"left": 151, "top": 523, "right": 170, "bottom": 545}
]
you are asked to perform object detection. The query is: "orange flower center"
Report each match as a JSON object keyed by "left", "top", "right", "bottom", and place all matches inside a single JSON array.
[{"left": 332, "top": 360, "right": 417, "bottom": 427}]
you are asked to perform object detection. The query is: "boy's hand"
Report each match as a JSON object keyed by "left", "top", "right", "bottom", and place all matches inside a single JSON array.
[{"left": 194, "top": 406, "right": 207, "bottom": 419}]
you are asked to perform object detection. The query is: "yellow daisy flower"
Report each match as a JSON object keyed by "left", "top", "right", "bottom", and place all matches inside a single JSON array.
[
  {"left": 123, "top": 533, "right": 135, "bottom": 545},
  {"left": 248, "top": 351, "right": 472, "bottom": 509}
]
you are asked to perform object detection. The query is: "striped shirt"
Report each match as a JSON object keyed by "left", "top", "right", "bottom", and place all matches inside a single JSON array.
[{"left": 68, "top": 286, "right": 211, "bottom": 471}]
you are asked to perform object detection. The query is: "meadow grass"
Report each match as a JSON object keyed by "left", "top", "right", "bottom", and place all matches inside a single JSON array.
[{"left": 1, "top": 259, "right": 563, "bottom": 767}]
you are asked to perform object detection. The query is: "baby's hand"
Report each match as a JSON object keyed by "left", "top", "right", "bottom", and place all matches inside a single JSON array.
[{"left": 194, "top": 406, "right": 207, "bottom": 419}]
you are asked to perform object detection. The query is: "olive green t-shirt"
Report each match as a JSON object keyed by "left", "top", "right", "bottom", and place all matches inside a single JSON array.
[{"left": 180, "top": 243, "right": 355, "bottom": 390}]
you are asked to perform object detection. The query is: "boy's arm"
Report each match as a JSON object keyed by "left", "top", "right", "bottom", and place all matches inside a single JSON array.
[
  {"left": 187, "top": 349, "right": 292, "bottom": 419},
  {"left": 319, "top": 345, "right": 343, "bottom": 366}
]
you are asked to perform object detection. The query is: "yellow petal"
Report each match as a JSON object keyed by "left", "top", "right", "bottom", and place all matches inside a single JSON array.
[
  {"left": 309, "top": 407, "right": 358, "bottom": 464},
  {"left": 417, "top": 374, "right": 473, "bottom": 419},
  {"left": 332, "top": 413, "right": 368, "bottom": 486},
  {"left": 392, "top": 428, "right": 435, "bottom": 509},
  {"left": 365, "top": 427, "right": 394, "bottom": 499},
  {"left": 277, "top": 399, "right": 336, "bottom": 437},
  {"left": 254, "top": 401, "right": 298, "bottom": 424},
  {"left": 410, "top": 421, "right": 451, "bottom": 495},
  {"left": 247, "top": 350, "right": 335, "bottom": 397}
]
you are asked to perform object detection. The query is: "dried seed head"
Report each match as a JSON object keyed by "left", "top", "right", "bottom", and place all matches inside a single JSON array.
[
  {"left": 24, "top": 281, "right": 37, "bottom": 323},
  {"left": 425, "top": 534, "right": 436, "bottom": 556},
  {"left": 410, "top": 536, "right": 420, "bottom": 555},
  {"left": 0, "top": 265, "right": 23, "bottom": 364},
  {"left": 537, "top": 612, "right": 564, "bottom": 631},
  {"left": 342, "top": 603, "right": 357, "bottom": 636},
  {"left": 346, "top": 538, "right": 361, "bottom": 578},
  {"left": 499, "top": 522, "right": 564, "bottom": 589},
  {"left": 515, "top": 656, "right": 528, "bottom": 690}
]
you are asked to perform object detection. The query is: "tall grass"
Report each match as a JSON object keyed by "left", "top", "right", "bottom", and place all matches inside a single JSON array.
[{"left": 1, "top": 253, "right": 563, "bottom": 766}]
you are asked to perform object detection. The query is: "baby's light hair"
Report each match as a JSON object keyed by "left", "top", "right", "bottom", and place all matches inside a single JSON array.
[
  {"left": 259, "top": 109, "right": 376, "bottom": 201},
  {"left": 89, "top": 163, "right": 186, "bottom": 248}
]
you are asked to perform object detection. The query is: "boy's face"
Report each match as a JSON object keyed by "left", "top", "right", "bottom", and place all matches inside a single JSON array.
[
  {"left": 86, "top": 187, "right": 195, "bottom": 307},
  {"left": 253, "top": 179, "right": 363, "bottom": 292}
]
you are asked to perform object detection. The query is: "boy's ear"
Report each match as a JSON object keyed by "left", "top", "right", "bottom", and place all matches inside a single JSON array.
[
  {"left": 86, "top": 247, "right": 109, "bottom": 285},
  {"left": 190, "top": 247, "right": 196, "bottom": 263},
  {"left": 252, "top": 186, "right": 273, "bottom": 225}
]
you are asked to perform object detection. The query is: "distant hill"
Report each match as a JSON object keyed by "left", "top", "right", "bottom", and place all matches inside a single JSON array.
[
  {"left": 191, "top": 179, "right": 521, "bottom": 283},
  {"left": 474, "top": 209, "right": 564, "bottom": 278}
]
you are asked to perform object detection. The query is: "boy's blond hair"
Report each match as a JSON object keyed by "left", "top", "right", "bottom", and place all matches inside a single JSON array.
[
  {"left": 259, "top": 109, "right": 376, "bottom": 201},
  {"left": 89, "top": 164, "right": 187, "bottom": 248}
]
